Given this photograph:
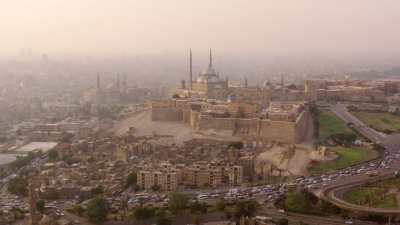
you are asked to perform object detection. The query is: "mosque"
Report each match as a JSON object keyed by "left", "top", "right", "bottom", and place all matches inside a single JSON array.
[{"left": 179, "top": 49, "right": 229, "bottom": 100}]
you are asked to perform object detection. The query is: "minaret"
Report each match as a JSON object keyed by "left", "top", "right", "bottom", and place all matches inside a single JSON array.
[
  {"left": 281, "top": 74, "right": 284, "bottom": 87},
  {"left": 189, "top": 49, "right": 193, "bottom": 90},
  {"left": 97, "top": 74, "right": 101, "bottom": 89},
  {"left": 123, "top": 75, "right": 127, "bottom": 93},
  {"left": 209, "top": 48, "right": 213, "bottom": 69},
  {"left": 117, "top": 74, "right": 120, "bottom": 90}
]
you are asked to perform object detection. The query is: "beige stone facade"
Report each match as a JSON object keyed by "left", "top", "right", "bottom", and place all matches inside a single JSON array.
[
  {"left": 151, "top": 99, "right": 312, "bottom": 144},
  {"left": 228, "top": 165, "right": 243, "bottom": 186},
  {"left": 137, "top": 170, "right": 178, "bottom": 191},
  {"left": 305, "top": 79, "right": 388, "bottom": 102}
]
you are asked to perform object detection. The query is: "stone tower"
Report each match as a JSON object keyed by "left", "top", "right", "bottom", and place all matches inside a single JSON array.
[{"left": 189, "top": 49, "right": 193, "bottom": 90}]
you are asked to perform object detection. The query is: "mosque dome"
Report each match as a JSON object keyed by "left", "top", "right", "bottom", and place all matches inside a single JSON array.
[
  {"left": 194, "top": 49, "right": 224, "bottom": 84},
  {"left": 263, "top": 80, "right": 272, "bottom": 87},
  {"left": 196, "top": 76, "right": 208, "bottom": 83},
  {"left": 200, "top": 67, "right": 217, "bottom": 76},
  {"left": 196, "top": 74, "right": 221, "bottom": 83}
]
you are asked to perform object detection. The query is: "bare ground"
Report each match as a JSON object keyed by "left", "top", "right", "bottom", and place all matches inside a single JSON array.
[{"left": 113, "top": 110, "right": 240, "bottom": 144}]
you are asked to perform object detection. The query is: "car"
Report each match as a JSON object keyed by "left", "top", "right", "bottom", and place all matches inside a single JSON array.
[{"left": 344, "top": 219, "right": 353, "bottom": 224}]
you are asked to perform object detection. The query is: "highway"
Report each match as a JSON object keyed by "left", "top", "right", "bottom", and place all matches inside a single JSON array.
[
  {"left": 317, "top": 103, "right": 400, "bottom": 216},
  {"left": 330, "top": 103, "right": 385, "bottom": 144}
]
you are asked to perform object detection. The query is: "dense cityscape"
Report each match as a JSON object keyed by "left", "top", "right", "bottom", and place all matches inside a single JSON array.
[{"left": 2, "top": 1, "right": 400, "bottom": 225}]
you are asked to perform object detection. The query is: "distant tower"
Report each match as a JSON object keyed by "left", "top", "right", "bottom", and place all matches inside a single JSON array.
[
  {"left": 123, "top": 75, "right": 127, "bottom": 93},
  {"left": 281, "top": 74, "right": 284, "bottom": 87},
  {"left": 117, "top": 74, "right": 120, "bottom": 90},
  {"left": 209, "top": 48, "right": 213, "bottom": 69},
  {"left": 97, "top": 74, "right": 101, "bottom": 89},
  {"left": 181, "top": 79, "right": 186, "bottom": 89},
  {"left": 189, "top": 49, "right": 193, "bottom": 90}
]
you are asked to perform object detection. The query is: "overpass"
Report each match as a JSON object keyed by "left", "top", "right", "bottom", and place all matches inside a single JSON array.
[
  {"left": 316, "top": 171, "right": 400, "bottom": 216},
  {"left": 314, "top": 103, "right": 400, "bottom": 218}
]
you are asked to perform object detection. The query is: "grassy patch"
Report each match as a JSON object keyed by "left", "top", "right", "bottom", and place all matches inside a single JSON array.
[
  {"left": 343, "top": 177, "right": 400, "bottom": 209},
  {"left": 309, "top": 147, "right": 379, "bottom": 174},
  {"left": 351, "top": 111, "right": 400, "bottom": 133},
  {"left": 319, "top": 111, "right": 354, "bottom": 141},
  {"left": 284, "top": 192, "right": 314, "bottom": 214},
  {"left": 282, "top": 191, "right": 341, "bottom": 216}
]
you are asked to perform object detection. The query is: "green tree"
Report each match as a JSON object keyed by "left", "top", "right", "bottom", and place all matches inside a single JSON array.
[
  {"left": 299, "top": 222, "right": 310, "bottom": 225},
  {"left": 233, "top": 200, "right": 259, "bottom": 219},
  {"left": 215, "top": 199, "right": 226, "bottom": 212},
  {"left": 168, "top": 192, "right": 189, "bottom": 216},
  {"left": 91, "top": 185, "right": 104, "bottom": 197},
  {"left": 87, "top": 196, "right": 108, "bottom": 223},
  {"left": 125, "top": 172, "right": 137, "bottom": 188},
  {"left": 329, "top": 132, "right": 357, "bottom": 146},
  {"left": 36, "top": 200, "right": 45, "bottom": 213},
  {"left": 134, "top": 206, "right": 156, "bottom": 220},
  {"left": 155, "top": 209, "right": 171, "bottom": 225},
  {"left": 69, "top": 204, "right": 85, "bottom": 216},
  {"left": 190, "top": 201, "right": 208, "bottom": 214},
  {"left": 284, "top": 192, "right": 312, "bottom": 214},
  {"left": 8, "top": 176, "right": 28, "bottom": 196},
  {"left": 48, "top": 149, "right": 59, "bottom": 161},
  {"left": 274, "top": 218, "right": 288, "bottom": 225}
]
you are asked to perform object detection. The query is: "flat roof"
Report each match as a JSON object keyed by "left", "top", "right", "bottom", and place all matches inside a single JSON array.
[{"left": 15, "top": 142, "right": 58, "bottom": 153}]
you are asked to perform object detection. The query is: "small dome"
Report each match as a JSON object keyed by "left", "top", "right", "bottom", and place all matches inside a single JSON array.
[
  {"left": 200, "top": 67, "right": 217, "bottom": 76},
  {"left": 196, "top": 76, "right": 208, "bottom": 83},
  {"left": 263, "top": 80, "right": 272, "bottom": 87},
  {"left": 196, "top": 74, "right": 221, "bottom": 83}
]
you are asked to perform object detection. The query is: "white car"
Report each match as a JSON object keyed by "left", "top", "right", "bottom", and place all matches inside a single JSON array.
[{"left": 344, "top": 219, "right": 353, "bottom": 224}]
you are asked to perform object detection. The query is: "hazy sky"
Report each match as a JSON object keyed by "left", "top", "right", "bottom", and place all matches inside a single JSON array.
[{"left": 2, "top": 0, "right": 400, "bottom": 59}]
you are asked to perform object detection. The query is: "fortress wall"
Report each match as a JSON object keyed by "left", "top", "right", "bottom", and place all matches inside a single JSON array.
[
  {"left": 151, "top": 99, "right": 176, "bottom": 108},
  {"left": 195, "top": 115, "right": 300, "bottom": 144},
  {"left": 197, "top": 116, "right": 236, "bottom": 131},
  {"left": 175, "top": 99, "right": 190, "bottom": 109},
  {"left": 294, "top": 110, "right": 311, "bottom": 143},
  {"left": 234, "top": 118, "right": 260, "bottom": 137},
  {"left": 182, "top": 109, "right": 191, "bottom": 124},
  {"left": 151, "top": 108, "right": 183, "bottom": 121},
  {"left": 190, "top": 111, "right": 201, "bottom": 129},
  {"left": 259, "top": 120, "right": 296, "bottom": 143},
  {"left": 150, "top": 100, "right": 310, "bottom": 144}
]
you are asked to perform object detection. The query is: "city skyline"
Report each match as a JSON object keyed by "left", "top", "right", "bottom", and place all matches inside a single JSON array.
[{"left": 1, "top": 0, "right": 400, "bottom": 60}]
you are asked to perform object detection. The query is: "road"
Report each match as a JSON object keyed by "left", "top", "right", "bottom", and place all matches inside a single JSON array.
[
  {"left": 260, "top": 207, "right": 379, "bottom": 225},
  {"left": 317, "top": 103, "right": 400, "bottom": 216},
  {"left": 330, "top": 103, "right": 385, "bottom": 144}
]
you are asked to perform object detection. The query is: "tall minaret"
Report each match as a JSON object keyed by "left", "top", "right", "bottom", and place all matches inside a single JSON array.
[
  {"left": 209, "top": 48, "right": 213, "bottom": 69},
  {"left": 281, "top": 74, "right": 284, "bottom": 87},
  {"left": 97, "top": 74, "right": 101, "bottom": 89},
  {"left": 123, "top": 75, "right": 127, "bottom": 93},
  {"left": 189, "top": 49, "right": 193, "bottom": 90},
  {"left": 117, "top": 74, "right": 120, "bottom": 90}
]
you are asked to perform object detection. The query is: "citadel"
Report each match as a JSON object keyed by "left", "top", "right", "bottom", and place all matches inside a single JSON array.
[
  {"left": 151, "top": 49, "right": 312, "bottom": 144},
  {"left": 151, "top": 50, "right": 400, "bottom": 146}
]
